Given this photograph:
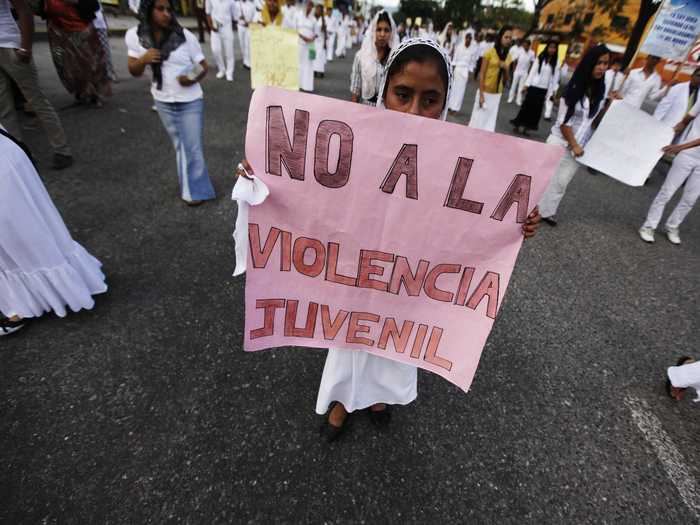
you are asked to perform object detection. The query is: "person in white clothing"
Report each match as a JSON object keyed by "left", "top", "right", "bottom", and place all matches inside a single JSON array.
[
  {"left": 0, "top": 129, "right": 107, "bottom": 336},
  {"left": 510, "top": 41, "right": 558, "bottom": 134},
  {"left": 639, "top": 98, "right": 700, "bottom": 245},
  {"left": 507, "top": 39, "right": 533, "bottom": 105},
  {"left": 603, "top": 57, "right": 624, "bottom": 99},
  {"left": 616, "top": 54, "right": 664, "bottom": 109},
  {"left": 295, "top": 0, "right": 315, "bottom": 91},
  {"left": 447, "top": 31, "right": 477, "bottom": 113},
  {"left": 667, "top": 357, "right": 700, "bottom": 402},
  {"left": 312, "top": 2, "right": 326, "bottom": 77},
  {"left": 232, "top": 37, "right": 542, "bottom": 442},
  {"left": 437, "top": 22, "right": 455, "bottom": 56},
  {"left": 238, "top": 0, "right": 255, "bottom": 68},
  {"left": 325, "top": 7, "right": 337, "bottom": 62},
  {"left": 539, "top": 45, "right": 611, "bottom": 226},
  {"left": 206, "top": 0, "right": 235, "bottom": 80},
  {"left": 653, "top": 67, "right": 700, "bottom": 130}
]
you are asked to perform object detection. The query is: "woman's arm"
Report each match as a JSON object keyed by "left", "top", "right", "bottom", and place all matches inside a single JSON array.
[
  {"left": 662, "top": 137, "right": 700, "bottom": 155},
  {"left": 478, "top": 55, "right": 488, "bottom": 107},
  {"left": 178, "top": 59, "right": 209, "bottom": 86},
  {"left": 560, "top": 124, "right": 583, "bottom": 156},
  {"left": 128, "top": 48, "right": 161, "bottom": 77}
]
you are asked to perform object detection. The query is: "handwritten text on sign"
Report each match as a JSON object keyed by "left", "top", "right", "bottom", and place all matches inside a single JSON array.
[{"left": 241, "top": 87, "right": 564, "bottom": 391}]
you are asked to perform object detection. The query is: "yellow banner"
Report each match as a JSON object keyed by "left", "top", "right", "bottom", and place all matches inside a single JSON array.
[{"left": 250, "top": 25, "right": 300, "bottom": 91}]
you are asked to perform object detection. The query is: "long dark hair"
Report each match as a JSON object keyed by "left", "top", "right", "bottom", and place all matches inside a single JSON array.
[
  {"left": 538, "top": 41, "right": 558, "bottom": 74},
  {"left": 137, "top": 0, "right": 186, "bottom": 90},
  {"left": 562, "top": 44, "right": 609, "bottom": 124},
  {"left": 493, "top": 25, "right": 512, "bottom": 61}
]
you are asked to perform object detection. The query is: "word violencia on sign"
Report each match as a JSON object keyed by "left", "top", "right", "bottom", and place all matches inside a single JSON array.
[{"left": 236, "top": 87, "right": 564, "bottom": 391}]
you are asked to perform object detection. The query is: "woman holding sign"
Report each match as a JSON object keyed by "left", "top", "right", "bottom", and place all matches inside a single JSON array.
[
  {"left": 468, "top": 26, "right": 513, "bottom": 132},
  {"left": 233, "top": 38, "right": 542, "bottom": 442},
  {"left": 349, "top": 10, "right": 398, "bottom": 105},
  {"left": 538, "top": 45, "right": 610, "bottom": 226}
]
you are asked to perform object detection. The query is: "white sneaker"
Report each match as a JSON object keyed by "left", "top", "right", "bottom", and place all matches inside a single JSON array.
[
  {"left": 216, "top": 71, "right": 225, "bottom": 79},
  {"left": 226, "top": 75, "right": 233, "bottom": 82},
  {"left": 638, "top": 226, "right": 655, "bottom": 243},
  {"left": 666, "top": 227, "right": 681, "bottom": 245}
]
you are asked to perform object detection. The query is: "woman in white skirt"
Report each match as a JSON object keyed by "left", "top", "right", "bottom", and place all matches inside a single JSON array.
[
  {"left": 0, "top": 130, "right": 107, "bottom": 336},
  {"left": 312, "top": 2, "right": 326, "bottom": 77},
  {"left": 295, "top": 0, "right": 316, "bottom": 92},
  {"left": 233, "top": 38, "right": 541, "bottom": 442},
  {"left": 447, "top": 31, "right": 477, "bottom": 114},
  {"left": 349, "top": 9, "right": 398, "bottom": 105},
  {"left": 539, "top": 45, "right": 610, "bottom": 226},
  {"left": 469, "top": 25, "right": 513, "bottom": 132}
]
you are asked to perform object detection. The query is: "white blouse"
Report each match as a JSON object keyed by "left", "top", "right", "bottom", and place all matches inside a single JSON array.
[
  {"left": 125, "top": 27, "right": 205, "bottom": 103},
  {"left": 525, "top": 59, "right": 559, "bottom": 94},
  {"left": 550, "top": 96, "right": 601, "bottom": 147}
]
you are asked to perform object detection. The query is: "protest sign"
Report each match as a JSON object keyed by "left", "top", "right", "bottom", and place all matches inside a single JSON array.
[
  {"left": 640, "top": 0, "right": 700, "bottom": 61},
  {"left": 239, "top": 87, "right": 564, "bottom": 392},
  {"left": 250, "top": 25, "right": 299, "bottom": 91},
  {"left": 579, "top": 101, "right": 675, "bottom": 186}
]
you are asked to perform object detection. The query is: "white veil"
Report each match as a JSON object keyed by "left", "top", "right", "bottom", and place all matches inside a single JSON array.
[{"left": 358, "top": 9, "right": 399, "bottom": 100}]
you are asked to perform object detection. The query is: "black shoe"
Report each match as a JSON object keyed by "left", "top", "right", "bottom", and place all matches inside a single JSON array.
[
  {"left": 587, "top": 167, "right": 599, "bottom": 175},
  {"left": 52, "top": 153, "right": 74, "bottom": 170},
  {"left": 320, "top": 402, "right": 349, "bottom": 443},
  {"left": 542, "top": 216, "right": 557, "bottom": 227},
  {"left": 368, "top": 406, "right": 391, "bottom": 430},
  {"left": 0, "top": 314, "right": 28, "bottom": 336}
]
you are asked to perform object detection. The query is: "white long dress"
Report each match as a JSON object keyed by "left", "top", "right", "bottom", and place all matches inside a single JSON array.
[
  {"left": 312, "top": 17, "right": 326, "bottom": 74},
  {"left": 296, "top": 10, "right": 316, "bottom": 91},
  {"left": 0, "top": 134, "right": 107, "bottom": 319},
  {"left": 448, "top": 42, "right": 477, "bottom": 112}
]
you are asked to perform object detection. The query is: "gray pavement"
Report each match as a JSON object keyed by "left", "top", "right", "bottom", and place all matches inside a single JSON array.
[{"left": 1, "top": 35, "right": 699, "bottom": 523}]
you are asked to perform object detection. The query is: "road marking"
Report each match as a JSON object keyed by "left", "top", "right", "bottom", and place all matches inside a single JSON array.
[{"left": 624, "top": 394, "right": 700, "bottom": 520}]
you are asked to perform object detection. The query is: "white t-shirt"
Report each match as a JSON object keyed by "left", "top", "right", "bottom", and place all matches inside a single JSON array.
[
  {"left": 679, "top": 98, "right": 700, "bottom": 159},
  {"left": 205, "top": 0, "right": 234, "bottom": 25},
  {"left": 514, "top": 48, "right": 534, "bottom": 76},
  {"left": 125, "top": 27, "right": 205, "bottom": 103},
  {"left": 620, "top": 68, "right": 663, "bottom": 109},
  {"left": 0, "top": 0, "right": 21, "bottom": 49}
]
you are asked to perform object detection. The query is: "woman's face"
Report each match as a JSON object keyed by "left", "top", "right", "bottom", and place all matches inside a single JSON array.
[
  {"left": 500, "top": 30, "right": 512, "bottom": 48},
  {"left": 151, "top": 0, "right": 173, "bottom": 28},
  {"left": 592, "top": 53, "right": 610, "bottom": 79},
  {"left": 314, "top": 4, "right": 322, "bottom": 16},
  {"left": 465, "top": 34, "right": 472, "bottom": 46},
  {"left": 547, "top": 43, "right": 557, "bottom": 56},
  {"left": 375, "top": 20, "right": 391, "bottom": 48},
  {"left": 385, "top": 60, "right": 446, "bottom": 119}
]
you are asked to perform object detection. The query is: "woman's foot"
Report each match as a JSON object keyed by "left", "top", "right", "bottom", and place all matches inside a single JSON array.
[
  {"left": 320, "top": 402, "right": 349, "bottom": 442},
  {"left": 0, "top": 314, "right": 27, "bottom": 336},
  {"left": 667, "top": 356, "right": 695, "bottom": 400},
  {"left": 184, "top": 199, "right": 204, "bottom": 207},
  {"left": 368, "top": 403, "right": 391, "bottom": 429}
]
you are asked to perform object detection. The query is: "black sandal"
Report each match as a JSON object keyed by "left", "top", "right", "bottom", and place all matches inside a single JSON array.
[
  {"left": 320, "top": 401, "right": 349, "bottom": 443},
  {"left": 368, "top": 405, "right": 392, "bottom": 430},
  {"left": 0, "top": 314, "right": 28, "bottom": 337}
]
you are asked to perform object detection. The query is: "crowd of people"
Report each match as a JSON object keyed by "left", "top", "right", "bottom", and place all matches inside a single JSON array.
[{"left": 1, "top": 0, "right": 699, "bottom": 440}]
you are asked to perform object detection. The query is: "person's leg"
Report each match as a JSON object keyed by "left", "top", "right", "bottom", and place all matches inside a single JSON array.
[
  {"left": 539, "top": 150, "right": 580, "bottom": 219},
  {"left": 544, "top": 97, "right": 554, "bottom": 120},
  {"left": 222, "top": 24, "right": 235, "bottom": 80},
  {"left": 665, "top": 165, "right": 700, "bottom": 230},
  {"left": 1, "top": 49, "right": 71, "bottom": 157},
  {"left": 507, "top": 71, "right": 518, "bottom": 103},
  {"left": 515, "top": 72, "right": 526, "bottom": 106},
  {"left": 236, "top": 24, "right": 245, "bottom": 61},
  {"left": 155, "top": 100, "right": 189, "bottom": 200},
  {"left": 178, "top": 98, "right": 215, "bottom": 201},
  {"left": 0, "top": 60, "right": 21, "bottom": 140},
  {"left": 642, "top": 154, "right": 693, "bottom": 229},
  {"left": 210, "top": 29, "right": 225, "bottom": 76}
]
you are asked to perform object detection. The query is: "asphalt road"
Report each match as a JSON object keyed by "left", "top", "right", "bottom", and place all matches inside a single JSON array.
[{"left": 1, "top": 34, "right": 699, "bottom": 524}]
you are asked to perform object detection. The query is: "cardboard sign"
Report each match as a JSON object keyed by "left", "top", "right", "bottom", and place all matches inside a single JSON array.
[
  {"left": 250, "top": 25, "right": 299, "bottom": 91},
  {"left": 238, "top": 87, "right": 564, "bottom": 392}
]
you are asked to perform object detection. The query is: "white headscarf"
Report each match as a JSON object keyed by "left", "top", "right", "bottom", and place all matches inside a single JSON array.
[
  {"left": 438, "top": 22, "right": 453, "bottom": 48},
  {"left": 376, "top": 37, "right": 454, "bottom": 121},
  {"left": 358, "top": 9, "right": 399, "bottom": 101}
]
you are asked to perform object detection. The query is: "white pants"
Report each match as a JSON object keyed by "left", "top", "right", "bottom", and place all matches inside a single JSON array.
[
  {"left": 313, "top": 36, "right": 326, "bottom": 73},
  {"left": 544, "top": 96, "right": 554, "bottom": 119},
  {"left": 539, "top": 135, "right": 580, "bottom": 218},
  {"left": 299, "top": 43, "right": 314, "bottom": 91},
  {"left": 316, "top": 348, "right": 417, "bottom": 414},
  {"left": 643, "top": 152, "right": 700, "bottom": 230},
  {"left": 508, "top": 70, "right": 527, "bottom": 105},
  {"left": 238, "top": 25, "right": 250, "bottom": 67},
  {"left": 210, "top": 23, "right": 235, "bottom": 79},
  {"left": 336, "top": 32, "right": 346, "bottom": 57},
  {"left": 448, "top": 67, "right": 469, "bottom": 112},
  {"left": 468, "top": 91, "right": 501, "bottom": 132},
  {"left": 326, "top": 33, "right": 335, "bottom": 61}
]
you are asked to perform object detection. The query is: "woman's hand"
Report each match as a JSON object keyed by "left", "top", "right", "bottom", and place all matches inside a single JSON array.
[
  {"left": 177, "top": 75, "right": 196, "bottom": 86},
  {"left": 662, "top": 143, "right": 684, "bottom": 155},
  {"left": 571, "top": 144, "right": 584, "bottom": 157},
  {"left": 141, "top": 48, "right": 161, "bottom": 65},
  {"left": 522, "top": 206, "right": 540, "bottom": 239},
  {"left": 234, "top": 159, "right": 254, "bottom": 179},
  {"left": 479, "top": 91, "right": 485, "bottom": 108},
  {"left": 673, "top": 121, "right": 687, "bottom": 135}
]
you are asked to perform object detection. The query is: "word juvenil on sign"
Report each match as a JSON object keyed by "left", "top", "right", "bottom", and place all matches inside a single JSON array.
[{"left": 237, "top": 87, "right": 564, "bottom": 391}]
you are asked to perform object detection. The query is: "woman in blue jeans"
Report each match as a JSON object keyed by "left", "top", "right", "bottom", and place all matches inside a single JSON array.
[{"left": 125, "top": 0, "right": 215, "bottom": 206}]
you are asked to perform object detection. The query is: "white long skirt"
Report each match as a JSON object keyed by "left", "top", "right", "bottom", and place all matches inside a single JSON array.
[
  {"left": 326, "top": 33, "right": 335, "bottom": 62},
  {"left": 299, "top": 42, "right": 314, "bottom": 91},
  {"left": 0, "top": 135, "right": 107, "bottom": 319},
  {"left": 468, "top": 90, "right": 501, "bottom": 132},
  {"left": 448, "top": 67, "right": 469, "bottom": 112},
  {"left": 313, "top": 36, "right": 326, "bottom": 73},
  {"left": 315, "top": 348, "right": 418, "bottom": 414}
]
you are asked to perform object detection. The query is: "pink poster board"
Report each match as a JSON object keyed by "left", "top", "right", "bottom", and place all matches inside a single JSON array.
[{"left": 241, "top": 87, "right": 564, "bottom": 392}]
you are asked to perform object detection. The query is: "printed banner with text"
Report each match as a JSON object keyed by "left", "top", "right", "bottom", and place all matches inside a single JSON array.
[
  {"left": 641, "top": 0, "right": 700, "bottom": 60},
  {"left": 240, "top": 87, "right": 564, "bottom": 392}
]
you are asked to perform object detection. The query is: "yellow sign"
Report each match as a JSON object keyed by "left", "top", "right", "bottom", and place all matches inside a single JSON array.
[
  {"left": 537, "top": 43, "right": 569, "bottom": 66},
  {"left": 250, "top": 25, "right": 300, "bottom": 91}
]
